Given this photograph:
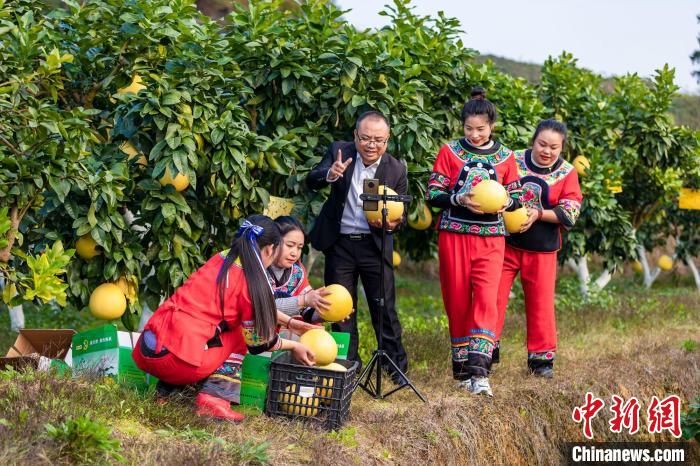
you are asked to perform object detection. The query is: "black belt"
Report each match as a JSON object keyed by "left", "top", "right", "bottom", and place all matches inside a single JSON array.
[{"left": 341, "top": 233, "right": 372, "bottom": 241}]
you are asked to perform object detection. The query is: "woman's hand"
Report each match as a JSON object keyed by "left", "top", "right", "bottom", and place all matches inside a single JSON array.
[
  {"left": 519, "top": 208, "right": 540, "bottom": 233},
  {"left": 291, "top": 341, "right": 316, "bottom": 366},
  {"left": 287, "top": 316, "right": 323, "bottom": 336},
  {"left": 459, "top": 192, "right": 484, "bottom": 214},
  {"left": 303, "top": 288, "right": 331, "bottom": 312}
]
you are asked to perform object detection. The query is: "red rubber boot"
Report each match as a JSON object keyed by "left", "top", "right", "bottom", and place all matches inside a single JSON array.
[{"left": 195, "top": 392, "right": 245, "bottom": 422}]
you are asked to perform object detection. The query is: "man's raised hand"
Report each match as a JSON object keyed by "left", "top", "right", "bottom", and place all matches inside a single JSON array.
[{"left": 329, "top": 149, "right": 353, "bottom": 179}]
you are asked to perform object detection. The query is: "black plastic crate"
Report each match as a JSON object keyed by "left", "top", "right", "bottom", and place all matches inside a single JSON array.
[{"left": 265, "top": 353, "right": 358, "bottom": 429}]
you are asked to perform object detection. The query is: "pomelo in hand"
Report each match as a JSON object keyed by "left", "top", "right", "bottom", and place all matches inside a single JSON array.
[
  {"left": 299, "top": 328, "right": 337, "bottom": 366},
  {"left": 503, "top": 207, "right": 529, "bottom": 233},
  {"left": 317, "top": 284, "right": 353, "bottom": 323},
  {"left": 364, "top": 186, "right": 404, "bottom": 223},
  {"left": 470, "top": 180, "right": 507, "bottom": 213}
]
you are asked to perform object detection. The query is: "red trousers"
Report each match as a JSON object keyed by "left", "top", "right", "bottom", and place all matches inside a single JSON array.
[
  {"left": 132, "top": 330, "right": 241, "bottom": 386},
  {"left": 495, "top": 245, "right": 558, "bottom": 355},
  {"left": 438, "top": 231, "right": 504, "bottom": 378}
]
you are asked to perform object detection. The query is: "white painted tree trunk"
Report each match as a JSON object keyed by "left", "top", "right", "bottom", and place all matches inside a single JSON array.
[
  {"left": 567, "top": 255, "right": 590, "bottom": 297},
  {"left": 0, "top": 276, "right": 24, "bottom": 331},
  {"left": 685, "top": 255, "right": 700, "bottom": 293},
  {"left": 637, "top": 246, "right": 660, "bottom": 288},
  {"left": 593, "top": 269, "right": 613, "bottom": 290},
  {"left": 303, "top": 247, "right": 320, "bottom": 277},
  {"left": 138, "top": 302, "right": 154, "bottom": 332}
]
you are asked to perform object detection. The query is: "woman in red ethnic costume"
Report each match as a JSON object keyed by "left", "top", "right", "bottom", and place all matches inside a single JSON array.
[
  {"left": 426, "top": 87, "right": 522, "bottom": 397},
  {"left": 494, "top": 120, "right": 582, "bottom": 379},
  {"left": 132, "top": 215, "right": 316, "bottom": 422}
]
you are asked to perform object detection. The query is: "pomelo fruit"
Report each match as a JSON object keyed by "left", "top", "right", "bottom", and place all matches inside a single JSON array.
[
  {"left": 657, "top": 255, "right": 673, "bottom": 271},
  {"left": 573, "top": 155, "right": 590, "bottom": 176},
  {"left": 364, "top": 186, "right": 404, "bottom": 223},
  {"left": 317, "top": 284, "right": 353, "bottom": 323},
  {"left": 503, "top": 207, "right": 529, "bottom": 233},
  {"left": 89, "top": 283, "right": 127, "bottom": 320},
  {"left": 408, "top": 204, "right": 432, "bottom": 230},
  {"left": 299, "top": 328, "right": 337, "bottom": 366},
  {"left": 470, "top": 180, "right": 507, "bottom": 214},
  {"left": 75, "top": 235, "right": 100, "bottom": 260},
  {"left": 159, "top": 167, "right": 189, "bottom": 192}
]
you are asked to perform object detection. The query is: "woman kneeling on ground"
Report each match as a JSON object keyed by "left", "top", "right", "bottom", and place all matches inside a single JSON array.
[{"left": 132, "top": 215, "right": 316, "bottom": 421}]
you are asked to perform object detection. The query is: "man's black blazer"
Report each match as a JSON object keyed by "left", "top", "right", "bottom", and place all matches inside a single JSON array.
[{"left": 306, "top": 140, "right": 408, "bottom": 263}]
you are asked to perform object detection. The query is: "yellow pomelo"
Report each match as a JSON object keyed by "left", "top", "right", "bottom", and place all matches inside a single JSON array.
[
  {"left": 408, "top": 204, "right": 432, "bottom": 230},
  {"left": 89, "top": 283, "right": 127, "bottom": 320},
  {"left": 470, "top": 180, "right": 507, "bottom": 214},
  {"left": 364, "top": 186, "right": 404, "bottom": 224},
  {"left": 159, "top": 167, "right": 190, "bottom": 192},
  {"left": 75, "top": 235, "right": 100, "bottom": 260},
  {"left": 573, "top": 156, "right": 590, "bottom": 176},
  {"left": 319, "top": 362, "right": 348, "bottom": 372},
  {"left": 632, "top": 261, "right": 643, "bottom": 274},
  {"left": 115, "top": 276, "right": 137, "bottom": 303},
  {"left": 299, "top": 328, "right": 338, "bottom": 366},
  {"left": 657, "top": 255, "right": 673, "bottom": 271},
  {"left": 393, "top": 251, "right": 401, "bottom": 267},
  {"left": 116, "top": 74, "right": 146, "bottom": 95},
  {"left": 119, "top": 141, "right": 147, "bottom": 166},
  {"left": 317, "top": 284, "right": 353, "bottom": 323},
  {"left": 503, "top": 207, "right": 529, "bottom": 233},
  {"left": 278, "top": 383, "right": 319, "bottom": 416}
]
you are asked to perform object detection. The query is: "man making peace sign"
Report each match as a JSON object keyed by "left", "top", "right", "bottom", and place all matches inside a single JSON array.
[{"left": 306, "top": 110, "right": 409, "bottom": 384}]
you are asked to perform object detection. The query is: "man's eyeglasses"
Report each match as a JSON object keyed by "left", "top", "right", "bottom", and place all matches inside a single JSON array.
[{"left": 357, "top": 135, "right": 389, "bottom": 147}]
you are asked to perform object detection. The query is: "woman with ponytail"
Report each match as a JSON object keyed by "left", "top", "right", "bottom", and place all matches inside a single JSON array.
[
  {"left": 132, "top": 215, "right": 316, "bottom": 422},
  {"left": 426, "top": 87, "right": 521, "bottom": 397}
]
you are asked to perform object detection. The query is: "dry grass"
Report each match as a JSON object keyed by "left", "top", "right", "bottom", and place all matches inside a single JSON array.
[{"left": 0, "top": 277, "right": 698, "bottom": 465}]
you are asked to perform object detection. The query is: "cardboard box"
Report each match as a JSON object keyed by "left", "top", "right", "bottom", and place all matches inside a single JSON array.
[
  {"left": 0, "top": 329, "right": 75, "bottom": 374},
  {"left": 72, "top": 324, "right": 156, "bottom": 390}
]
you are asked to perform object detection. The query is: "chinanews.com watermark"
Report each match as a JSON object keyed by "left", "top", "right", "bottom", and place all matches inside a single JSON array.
[
  {"left": 564, "top": 442, "right": 693, "bottom": 465},
  {"left": 563, "top": 392, "right": 698, "bottom": 465}
]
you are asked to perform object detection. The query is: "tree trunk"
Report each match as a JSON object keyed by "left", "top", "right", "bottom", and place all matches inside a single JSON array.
[
  {"left": 685, "top": 255, "right": 700, "bottom": 293},
  {"left": 638, "top": 246, "right": 660, "bottom": 288},
  {"left": 303, "top": 248, "right": 320, "bottom": 277},
  {"left": 567, "top": 255, "right": 590, "bottom": 297},
  {"left": 0, "top": 206, "right": 19, "bottom": 263},
  {"left": 0, "top": 276, "right": 24, "bottom": 331},
  {"left": 593, "top": 269, "right": 613, "bottom": 290}
]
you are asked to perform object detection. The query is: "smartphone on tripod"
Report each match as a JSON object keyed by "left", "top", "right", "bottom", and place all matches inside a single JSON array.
[{"left": 362, "top": 178, "right": 379, "bottom": 212}]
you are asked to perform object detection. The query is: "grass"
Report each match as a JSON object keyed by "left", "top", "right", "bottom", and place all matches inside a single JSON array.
[{"left": 1, "top": 264, "right": 699, "bottom": 465}]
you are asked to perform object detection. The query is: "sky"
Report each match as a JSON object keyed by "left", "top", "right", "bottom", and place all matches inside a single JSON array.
[{"left": 335, "top": 0, "right": 700, "bottom": 93}]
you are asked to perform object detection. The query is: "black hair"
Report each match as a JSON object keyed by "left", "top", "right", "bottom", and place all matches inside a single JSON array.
[
  {"left": 216, "top": 215, "right": 280, "bottom": 341},
  {"left": 275, "top": 215, "right": 306, "bottom": 241},
  {"left": 356, "top": 110, "right": 391, "bottom": 131},
  {"left": 532, "top": 119, "right": 568, "bottom": 148},
  {"left": 461, "top": 87, "right": 497, "bottom": 125}
]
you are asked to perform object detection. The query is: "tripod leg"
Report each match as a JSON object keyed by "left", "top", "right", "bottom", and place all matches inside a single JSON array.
[{"left": 379, "top": 352, "right": 427, "bottom": 402}]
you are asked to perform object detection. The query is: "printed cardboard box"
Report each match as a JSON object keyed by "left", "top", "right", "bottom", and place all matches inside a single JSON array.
[{"left": 72, "top": 324, "right": 156, "bottom": 390}]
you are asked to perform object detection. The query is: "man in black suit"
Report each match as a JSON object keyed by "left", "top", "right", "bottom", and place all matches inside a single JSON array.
[{"left": 306, "top": 111, "right": 408, "bottom": 383}]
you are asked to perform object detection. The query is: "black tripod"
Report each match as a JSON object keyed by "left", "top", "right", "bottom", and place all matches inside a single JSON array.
[{"left": 354, "top": 188, "right": 426, "bottom": 402}]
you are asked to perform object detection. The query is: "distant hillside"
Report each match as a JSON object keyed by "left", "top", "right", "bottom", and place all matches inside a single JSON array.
[{"left": 477, "top": 54, "right": 700, "bottom": 129}]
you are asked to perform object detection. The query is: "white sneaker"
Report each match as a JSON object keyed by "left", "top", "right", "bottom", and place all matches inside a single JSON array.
[
  {"left": 469, "top": 377, "right": 493, "bottom": 397},
  {"left": 456, "top": 379, "right": 472, "bottom": 391}
]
